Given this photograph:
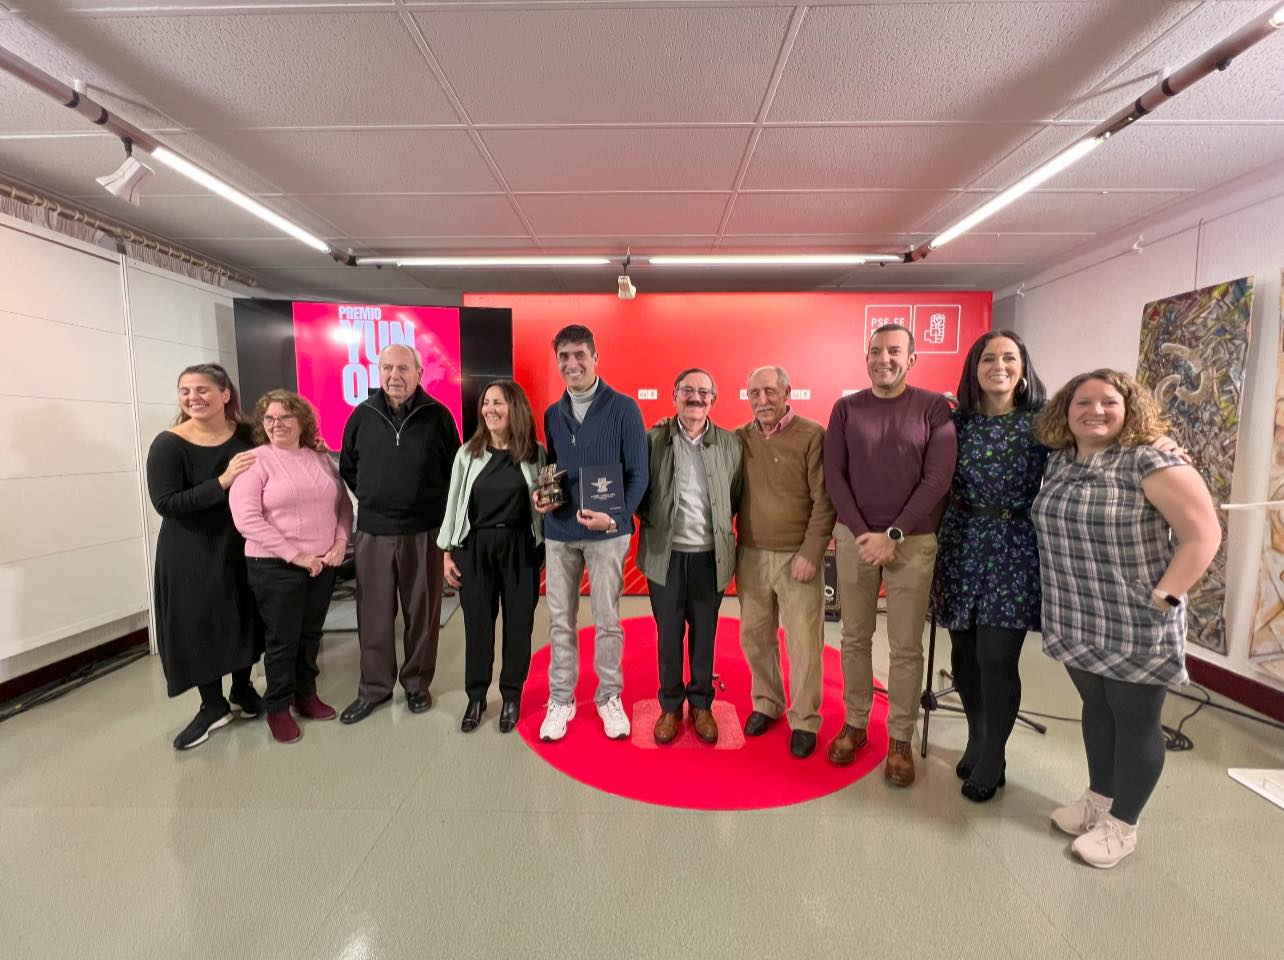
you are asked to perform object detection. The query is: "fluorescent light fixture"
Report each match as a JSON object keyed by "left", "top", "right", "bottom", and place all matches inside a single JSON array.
[
  {"left": 356, "top": 256, "right": 612, "bottom": 267},
  {"left": 149, "top": 146, "right": 330, "bottom": 253},
  {"left": 1272, "top": 5, "right": 1284, "bottom": 28},
  {"left": 929, "top": 136, "right": 1104, "bottom": 249},
  {"left": 645, "top": 253, "right": 902, "bottom": 266}
]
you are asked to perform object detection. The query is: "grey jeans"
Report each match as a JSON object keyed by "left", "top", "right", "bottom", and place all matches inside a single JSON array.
[{"left": 544, "top": 535, "right": 631, "bottom": 705}]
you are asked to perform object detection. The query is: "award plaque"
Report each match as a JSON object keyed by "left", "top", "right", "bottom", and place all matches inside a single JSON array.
[
  {"left": 534, "top": 463, "right": 567, "bottom": 509},
  {"left": 579, "top": 464, "right": 625, "bottom": 514}
]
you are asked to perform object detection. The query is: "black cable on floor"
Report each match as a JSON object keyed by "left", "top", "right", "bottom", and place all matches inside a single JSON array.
[
  {"left": 0, "top": 647, "right": 148, "bottom": 724},
  {"left": 1169, "top": 683, "right": 1284, "bottom": 732}
]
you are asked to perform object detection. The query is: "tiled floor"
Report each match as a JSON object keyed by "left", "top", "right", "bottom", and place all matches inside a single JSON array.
[{"left": 2, "top": 596, "right": 1282, "bottom": 960}]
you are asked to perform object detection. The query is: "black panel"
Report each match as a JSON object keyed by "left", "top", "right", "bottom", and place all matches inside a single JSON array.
[
  {"left": 458, "top": 306, "right": 514, "bottom": 441},
  {"left": 232, "top": 298, "right": 296, "bottom": 407}
]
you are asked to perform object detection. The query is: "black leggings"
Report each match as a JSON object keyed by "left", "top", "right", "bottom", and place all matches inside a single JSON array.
[
  {"left": 949, "top": 626, "right": 1026, "bottom": 786},
  {"left": 1066, "top": 667, "right": 1167, "bottom": 825},
  {"left": 197, "top": 667, "right": 254, "bottom": 711}
]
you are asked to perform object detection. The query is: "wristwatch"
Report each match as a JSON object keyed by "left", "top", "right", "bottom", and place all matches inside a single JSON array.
[
  {"left": 1151, "top": 588, "right": 1180, "bottom": 609},
  {"left": 886, "top": 527, "right": 905, "bottom": 544},
  {"left": 606, "top": 518, "right": 619, "bottom": 534}
]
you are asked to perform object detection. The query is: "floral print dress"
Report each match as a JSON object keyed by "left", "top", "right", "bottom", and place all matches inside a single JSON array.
[{"left": 931, "top": 408, "right": 1048, "bottom": 632}]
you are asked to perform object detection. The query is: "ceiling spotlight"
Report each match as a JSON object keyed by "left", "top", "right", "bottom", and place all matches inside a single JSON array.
[
  {"left": 96, "top": 138, "right": 153, "bottom": 206},
  {"left": 618, "top": 250, "right": 637, "bottom": 300}
]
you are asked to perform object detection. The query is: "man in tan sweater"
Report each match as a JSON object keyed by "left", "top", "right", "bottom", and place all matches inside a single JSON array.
[{"left": 735, "top": 365, "right": 837, "bottom": 758}]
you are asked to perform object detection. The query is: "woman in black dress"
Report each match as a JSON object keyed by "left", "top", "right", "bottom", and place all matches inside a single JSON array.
[
  {"left": 931, "top": 331, "right": 1048, "bottom": 801},
  {"left": 146, "top": 363, "right": 264, "bottom": 750},
  {"left": 438, "top": 380, "right": 545, "bottom": 733}
]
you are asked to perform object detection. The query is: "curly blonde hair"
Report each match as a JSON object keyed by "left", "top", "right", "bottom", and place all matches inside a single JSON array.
[
  {"left": 1034, "top": 369, "right": 1169, "bottom": 450},
  {"left": 251, "top": 390, "right": 327, "bottom": 451}
]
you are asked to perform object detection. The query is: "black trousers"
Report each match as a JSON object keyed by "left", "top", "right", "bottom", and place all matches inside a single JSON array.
[
  {"left": 1067, "top": 667, "right": 1168, "bottom": 825},
  {"left": 246, "top": 558, "right": 338, "bottom": 713},
  {"left": 949, "top": 626, "right": 1027, "bottom": 786},
  {"left": 456, "top": 527, "right": 541, "bottom": 704},
  {"left": 648, "top": 550, "right": 722, "bottom": 713}
]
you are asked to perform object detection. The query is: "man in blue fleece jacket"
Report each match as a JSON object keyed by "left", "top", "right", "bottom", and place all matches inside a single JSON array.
[{"left": 535, "top": 324, "right": 649, "bottom": 742}]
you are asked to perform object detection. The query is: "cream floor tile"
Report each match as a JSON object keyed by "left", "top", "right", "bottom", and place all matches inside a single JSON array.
[
  {"left": 0, "top": 805, "right": 391, "bottom": 960},
  {"left": 297, "top": 807, "right": 1080, "bottom": 960}
]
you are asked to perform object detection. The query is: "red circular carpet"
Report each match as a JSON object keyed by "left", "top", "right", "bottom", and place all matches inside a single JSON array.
[{"left": 517, "top": 616, "right": 889, "bottom": 810}]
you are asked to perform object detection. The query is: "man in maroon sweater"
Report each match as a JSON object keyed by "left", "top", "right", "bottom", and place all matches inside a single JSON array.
[{"left": 823, "top": 324, "right": 956, "bottom": 786}]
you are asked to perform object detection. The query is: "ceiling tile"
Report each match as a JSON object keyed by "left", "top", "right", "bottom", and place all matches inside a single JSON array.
[
  {"left": 726, "top": 190, "right": 958, "bottom": 236},
  {"left": 769, "top": 2, "right": 1190, "bottom": 123},
  {"left": 914, "top": 232, "right": 1089, "bottom": 265},
  {"left": 170, "top": 129, "right": 498, "bottom": 195},
  {"left": 414, "top": 8, "right": 791, "bottom": 123},
  {"left": 517, "top": 192, "right": 729, "bottom": 237},
  {"left": 296, "top": 194, "right": 526, "bottom": 239},
  {"left": 744, "top": 125, "right": 1042, "bottom": 190},
  {"left": 541, "top": 236, "right": 715, "bottom": 251},
  {"left": 480, "top": 128, "right": 751, "bottom": 192},
  {"left": 60, "top": 12, "right": 459, "bottom": 127},
  {"left": 975, "top": 122, "right": 1284, "bottom": 191},
  {"left": 73, "top": 193, "right": 339, "bottom": 243},
  {"left": 1059, "top": 3, "right": 1284, "bottom": 123}
]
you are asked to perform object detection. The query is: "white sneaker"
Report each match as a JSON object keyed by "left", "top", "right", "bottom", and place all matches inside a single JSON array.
[
  {"left": 1071, "top": 815, "right": 1138, "bottom": 869},
  {"left": 597, "top": 695, "right": 631, "bottom": 740},
  {"left": 539, "top": 700, "right": 576, "bottom": 742},
  {"left": 1050, "top": 788, "right": 1113, "bottom": 836}
]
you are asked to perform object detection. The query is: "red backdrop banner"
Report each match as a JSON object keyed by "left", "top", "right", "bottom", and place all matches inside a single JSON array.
[{"left": 463, "top": 291, "right": 992, "bottom": 592}]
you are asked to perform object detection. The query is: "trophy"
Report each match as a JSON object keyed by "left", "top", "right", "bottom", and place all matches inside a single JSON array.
[{"left": 535, "top": 463, "right": 567, "bottom": 509}]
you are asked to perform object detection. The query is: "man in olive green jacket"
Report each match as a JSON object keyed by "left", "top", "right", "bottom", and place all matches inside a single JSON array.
[{"left": 637, "top": 368, "right": 743, "bottom": 746}]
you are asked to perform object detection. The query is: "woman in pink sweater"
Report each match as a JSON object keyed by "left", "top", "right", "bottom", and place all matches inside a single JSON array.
[{"left": 231, "top": 390, "right": 353, "bottom": 744}]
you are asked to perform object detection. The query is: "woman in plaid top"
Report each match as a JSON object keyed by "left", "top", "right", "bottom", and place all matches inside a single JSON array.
[{"left": 1031, "top": 370, "right": 1220, "bottom": 869}]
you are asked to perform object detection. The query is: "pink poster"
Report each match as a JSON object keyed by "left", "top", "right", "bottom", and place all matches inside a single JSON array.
[{"left": 293, "top": 302, "right": 463, "bottom": 450}]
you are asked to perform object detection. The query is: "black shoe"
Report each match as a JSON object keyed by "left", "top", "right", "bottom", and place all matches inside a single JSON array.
[
  {"left": 230, "top": 685, "right": 263, "bottom": 719},
  {"left": 339, "top": 694, "right": 392, "bottom": 725},
  {"left": 789, "top": 730, "right": 817, "bottom": 758},
  {"left": 406, "top": 690, "right": 431, "bottom": 714},
  {"left": 744, "top": 711, "right": 777, "bottom": 737},
  {"left": 461, "top": 700, "right": 486, "bottom": 732},
  {"left": 173, "top": 704, "right": 234, "bottom": 750},
  {"left": 499, "top": 701, "right": 520, "bottom": 733},
  {"left": 961, "top": 770, "right": 1006, "bottom": 803}
]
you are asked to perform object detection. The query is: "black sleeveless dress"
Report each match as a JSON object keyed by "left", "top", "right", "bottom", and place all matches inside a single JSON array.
[{"left": 146, "top": 425, "right": 262, "bottom": 696}]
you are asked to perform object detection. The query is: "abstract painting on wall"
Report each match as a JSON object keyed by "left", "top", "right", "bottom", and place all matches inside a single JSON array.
[
  {"left": 1251, "top": 273, "right": 1284, "bottom": 681},
  {"left": 1137, "top": 276, "right": 1254, "bottom": 654}
]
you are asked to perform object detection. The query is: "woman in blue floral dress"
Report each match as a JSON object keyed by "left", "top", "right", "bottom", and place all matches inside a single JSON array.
[{"left": 931, "top": 331, "right": 1048, "bottom": 801}]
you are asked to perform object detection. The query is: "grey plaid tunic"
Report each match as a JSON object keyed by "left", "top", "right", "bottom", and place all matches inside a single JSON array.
[{"left": 1031, "top": 445, "right": 1189, "bottom": 685}]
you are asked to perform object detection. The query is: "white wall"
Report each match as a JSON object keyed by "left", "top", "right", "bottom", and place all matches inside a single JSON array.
[
  {"left": 0, "top": 214, "right": 241, "bottom": 682},
  {"left": 1006, "top": 162, "right": 1284, "bottom": 693}
]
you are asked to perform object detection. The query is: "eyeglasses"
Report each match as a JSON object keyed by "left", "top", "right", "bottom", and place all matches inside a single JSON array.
[
  {"left": 262, "top": 414, "right": 297, "bottom": 426},
  {"left": 677, "top": 387, "right": 715, "bottom": 400}
]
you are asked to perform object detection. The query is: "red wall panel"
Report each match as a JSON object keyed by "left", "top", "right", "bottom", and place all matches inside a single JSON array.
[{"left": 463, "top": 291, "right": 992, "bottom": 593}]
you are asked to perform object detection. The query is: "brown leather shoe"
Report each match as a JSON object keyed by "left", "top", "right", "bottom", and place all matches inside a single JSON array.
[
  {"left": 691, "top": 708, "right": 719, "bottom": 744},
  {"left": 826, "top": 723, "right": 867, "bottom": 765},
  {"left": 653, "top": 710, "right": 682, "bottom": 745},
  {"left": 884, "top": 738, "right": 916, "bottom": 787}
]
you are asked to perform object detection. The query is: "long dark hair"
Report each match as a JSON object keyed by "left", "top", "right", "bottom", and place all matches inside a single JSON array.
[
  {"left": 465, "top": 379, "right": 538, "bottom": 463},
  {"left": 172, "top": 363, "right": 245, "bottom": 425},
  {"left": 955, "top": 330, "right": 1046, "bottom": 415}
]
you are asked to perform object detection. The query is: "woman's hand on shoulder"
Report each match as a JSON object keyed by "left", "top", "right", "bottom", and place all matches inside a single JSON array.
[{"left": 219, "top": 451, "right": 257, "bottom": 489}]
